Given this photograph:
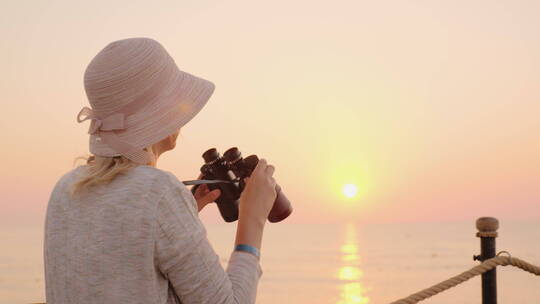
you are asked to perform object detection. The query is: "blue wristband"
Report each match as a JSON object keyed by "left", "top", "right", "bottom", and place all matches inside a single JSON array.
[{"left": 234, "top": 244, "right": 260, "bottom": 259}]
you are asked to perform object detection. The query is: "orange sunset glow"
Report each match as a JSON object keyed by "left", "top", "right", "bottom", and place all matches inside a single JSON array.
[{"left": 2, "top": 1, "right": 539, "bottom": 226}]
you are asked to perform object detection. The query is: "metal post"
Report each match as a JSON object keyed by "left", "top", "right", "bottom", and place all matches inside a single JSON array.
[{"left": 473, "top": 217, "right": 499, "bottom": 304}]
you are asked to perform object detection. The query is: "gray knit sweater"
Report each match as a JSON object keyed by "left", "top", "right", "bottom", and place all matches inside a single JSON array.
[{"left": 44, "top": 165, "right": 263, "bottom": 303}]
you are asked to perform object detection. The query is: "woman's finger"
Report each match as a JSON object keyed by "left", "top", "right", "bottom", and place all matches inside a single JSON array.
[
  {"left": 199, "top": 189, "right": 221, "bottom": 206},
  {"left": 254, "top": 158, "right": 267, "bottom": 176},
  {"left": 266, "top": 164, "right": 275, "bottom": 176},
  {"left": 194, "top": 183, "right": 208, "bottom": 198}
]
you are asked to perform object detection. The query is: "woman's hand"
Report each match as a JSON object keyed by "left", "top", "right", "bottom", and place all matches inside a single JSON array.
[
  {"left": 234, "top": 158, "right": 277, "bottom": 251},
  {"left": 238, "top": 158, "right": 277, "bottom": 225},
  {"left": 193, "top": 173, "right": 221, "bottom": 212}
]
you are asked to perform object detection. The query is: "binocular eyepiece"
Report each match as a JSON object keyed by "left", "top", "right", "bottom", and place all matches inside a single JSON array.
[{"left": 190, "top": 147, "right": 293, "bottom": 223}]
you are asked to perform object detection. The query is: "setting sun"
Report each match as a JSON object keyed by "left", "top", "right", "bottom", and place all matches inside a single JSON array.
[{"left": 342, "top": 184, "right": 358, "bottom": 198}]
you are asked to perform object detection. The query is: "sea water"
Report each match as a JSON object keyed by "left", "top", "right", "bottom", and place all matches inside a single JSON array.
[{"left": 2, "top": 221, "right": 539, "bottom": 303}]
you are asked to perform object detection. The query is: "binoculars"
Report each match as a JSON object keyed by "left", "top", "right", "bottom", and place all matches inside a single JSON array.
[{"left": 185, "top": 147, "right": 293, "bottom": 223}]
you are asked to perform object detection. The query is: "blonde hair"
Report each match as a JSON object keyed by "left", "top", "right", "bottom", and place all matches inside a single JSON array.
[{"left": 69, "top": 145, "right": 157, "bottom": 198}]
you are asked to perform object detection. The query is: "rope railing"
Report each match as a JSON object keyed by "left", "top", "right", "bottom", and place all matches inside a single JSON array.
[
  {"left": 31, "top": 217, "right": 537, "bottom": 304},
  {"left": 390, "top": 252, "right": 540, "bottom": 304},
  {"left": 31, "top": 252, "right": 540, "bottom": 304}
]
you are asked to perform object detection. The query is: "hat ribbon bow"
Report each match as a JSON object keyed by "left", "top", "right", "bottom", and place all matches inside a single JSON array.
[{"left": 76, "top": 106, "right": 126, "bottom": 135}]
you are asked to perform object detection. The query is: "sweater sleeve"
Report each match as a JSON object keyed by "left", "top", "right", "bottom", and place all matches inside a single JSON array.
[{"left": 154, "top": 174, "right": 263, "bottom": 304}]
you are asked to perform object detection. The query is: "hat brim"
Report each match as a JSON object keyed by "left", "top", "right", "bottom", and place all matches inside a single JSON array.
[{"left": 89, "top": 70, "right": 215, "bottom": 157}]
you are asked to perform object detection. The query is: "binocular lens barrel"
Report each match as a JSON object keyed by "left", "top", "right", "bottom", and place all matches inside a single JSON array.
[
  {"left": 223, "top": 147, "right": 241, "bottom": 164},
  {"left": 202, "top": 148, "right": 220, "bottom": 164}
]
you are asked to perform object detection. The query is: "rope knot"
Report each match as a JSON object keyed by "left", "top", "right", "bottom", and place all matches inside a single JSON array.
[{"left": 497, "top": 250, "right": 513, "bottom": 264}]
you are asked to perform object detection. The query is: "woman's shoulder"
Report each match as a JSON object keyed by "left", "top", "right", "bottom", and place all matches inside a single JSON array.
[
  {"left": 50, "top": 165, "right": 191, "bottom": 203},
  {"left": 52, "top": 165, "right": 86, "bottom": 190},
  {"left": 132, "top": 166, "right": 197, "bottom": 212},
  {"left": 129, "top": 165, "right": 192, "bottom": 195},
  {"left": 130, "top": 165, "right": 182, "bottom": 185}
]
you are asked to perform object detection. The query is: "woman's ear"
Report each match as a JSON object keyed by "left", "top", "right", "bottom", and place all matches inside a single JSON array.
[{"left": 168, "top": 129, "right": 180, "bottom": 150}]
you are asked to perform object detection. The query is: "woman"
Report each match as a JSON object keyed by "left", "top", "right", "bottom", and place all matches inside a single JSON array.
[{"left": 44, "top": 37, "right": 277, "bottom": 304}]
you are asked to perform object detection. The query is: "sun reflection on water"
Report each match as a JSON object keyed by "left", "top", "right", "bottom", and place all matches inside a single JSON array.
[
  {"left": 336, "top": 223, "right": 369, "bottom": 304},
  {"left": 338, "top": 266, "right": 363, "bottom": 281}
]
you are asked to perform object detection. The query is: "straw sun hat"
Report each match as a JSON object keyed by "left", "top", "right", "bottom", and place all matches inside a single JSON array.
[{"left": 77, "top": 37, "right": 215, "bottom": 165}]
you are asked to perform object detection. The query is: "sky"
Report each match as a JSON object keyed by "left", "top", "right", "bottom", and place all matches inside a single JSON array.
[{"left": 1, "top": 0, "right": 539, "bottom": 226}]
